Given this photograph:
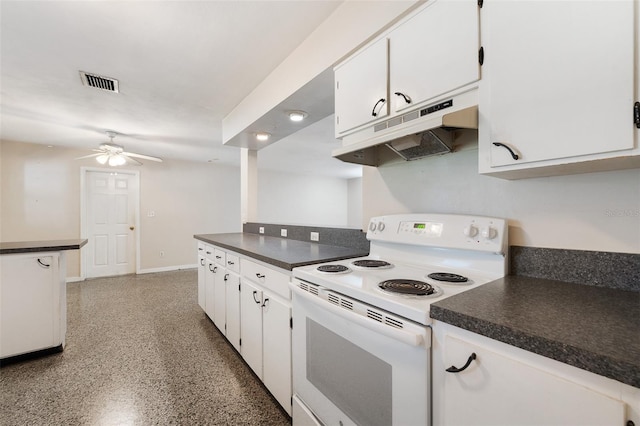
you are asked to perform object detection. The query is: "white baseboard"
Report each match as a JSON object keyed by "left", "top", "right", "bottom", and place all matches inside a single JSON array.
[
  {"left": 66, "top": 276, "right": 84, "bottom": 283},
  {"left": 137, "top": 264, "right": 197, "bottom": 274}
]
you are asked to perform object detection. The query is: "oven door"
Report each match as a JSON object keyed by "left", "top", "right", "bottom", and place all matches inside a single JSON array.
[{"left": 291, "top": 279, "right": 431, "bottom": 426}]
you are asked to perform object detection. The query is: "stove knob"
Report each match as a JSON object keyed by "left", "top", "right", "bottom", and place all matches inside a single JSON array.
[
  {"left": 481, "top": 226, "right": 497, "bottom": 240},
  {"left": 369, "top": 222, "right": 377, "bottom": 232},
  {"left": 378, "top": 222, "right": 386, "bottom": 232},
  {"left": 463, "top": 225, "right": 478, "bottom": 238}
]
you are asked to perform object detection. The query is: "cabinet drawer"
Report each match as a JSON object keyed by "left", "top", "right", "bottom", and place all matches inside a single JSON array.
[
  {"left": 214, "top": 248, "right": 226, "bottom": 266},
  {"left": 241, "top": 258, "right": 290, "bottom": 299},
  {"left": 226, "top": 254, "right": 239, "bottom": 273},
  {"left": 442, "top": 335, "right": 625, "bottom": 425},
  {"left": 203, "top": 244, "right": 214, "bottom": 259}
]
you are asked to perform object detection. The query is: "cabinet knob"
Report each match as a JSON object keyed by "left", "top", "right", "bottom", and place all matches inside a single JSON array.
[{"left": 446, "top": 352, "right": 477, "bottom": 373}]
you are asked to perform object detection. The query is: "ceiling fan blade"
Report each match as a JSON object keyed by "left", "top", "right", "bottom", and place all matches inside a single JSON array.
[
  {"left": 122, "top": 151, "right": 163, "bottom": 162},
  {"left": 120, "top": 154, "right": 143, "bottom": 166},
  {"left": 75, "top": 153, "right": 102, "bottom": 160}
]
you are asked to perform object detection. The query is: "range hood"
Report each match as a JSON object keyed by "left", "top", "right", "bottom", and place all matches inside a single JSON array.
[{"left": 332, "top": 94, "right": 478, "bottom": 167}]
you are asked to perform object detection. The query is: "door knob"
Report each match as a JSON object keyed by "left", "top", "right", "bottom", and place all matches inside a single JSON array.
[{"left": 129, "top": 226, "right": 135, "bottom": 230}]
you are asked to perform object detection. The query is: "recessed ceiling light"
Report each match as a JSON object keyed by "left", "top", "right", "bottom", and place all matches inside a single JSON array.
[
  {"left": 256, "top": 132, "right": 270, "bottom": 141},
  {"left": 288, "top": 111, "right": 307, "bottom": 122}
]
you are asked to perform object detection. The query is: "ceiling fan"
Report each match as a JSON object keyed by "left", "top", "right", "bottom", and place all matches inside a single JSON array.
[{"left": 76, "top": 131, "right": 163, "bottom": 166}]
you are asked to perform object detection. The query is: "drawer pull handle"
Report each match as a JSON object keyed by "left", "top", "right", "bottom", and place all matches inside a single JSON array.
[
  {"left": 256, "top": 273, "right": 265, "bottom": 279},
  {"left": 252, "top": 291, "right": 260, "bottom": 304},
  {"left": 200, "top": 259, "right": 205, "bottom": 266},
  {"left": 261, "top": 298, "right": 269, "bottom": 309},
  {"left": 227, "top": 261, "right": 234, "bottom": 265},
  {"left": 224, "top": 273, "right": 229, "bottom": 282},
  {"left": 446, "top": 352, "right": 477, "bottom": 373},
  {"left": 37, "top": 258, "right": 51, "bottom": 268},
  {"left": 208, "top": 264, "right": 214, "bottom": 272},
  {"left": 216, "top": 255, "right": 222, "bottom": 259}
]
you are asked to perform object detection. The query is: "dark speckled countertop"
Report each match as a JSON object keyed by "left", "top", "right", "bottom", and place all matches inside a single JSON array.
[
  {"left": 0, "top": 239, "right": 88, "bottom": 254},
  {"left": 430, "top": 275, "right": 640, "bottom": 388},
  {"left": 194, "top": 233, "right": 369, "bottom": 271}
]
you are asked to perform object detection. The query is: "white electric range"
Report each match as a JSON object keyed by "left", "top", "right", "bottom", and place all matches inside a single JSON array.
[{"left": 290, "top": 213, "right": 508, "bottom": 426}]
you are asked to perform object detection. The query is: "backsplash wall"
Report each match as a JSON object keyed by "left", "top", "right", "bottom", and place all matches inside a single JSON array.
[{"left": 362, "top": 147, "right": 640, "bottom": 254}]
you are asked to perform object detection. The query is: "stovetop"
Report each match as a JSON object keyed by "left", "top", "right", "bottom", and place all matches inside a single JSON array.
[
  {"left": 292, "top": 213, "right": 508, "bottom": 326},
  {"left": 293, "top": 256, "right": 498, "bottom": 326}
]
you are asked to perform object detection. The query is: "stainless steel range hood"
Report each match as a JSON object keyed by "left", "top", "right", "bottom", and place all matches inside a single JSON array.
[{"left": 332, "top": 96, "right": 478, "bottom": 167}]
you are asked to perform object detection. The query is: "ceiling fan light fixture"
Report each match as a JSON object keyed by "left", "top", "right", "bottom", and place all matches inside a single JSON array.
[
  {"left": 108, "top": 154, "right": 126, "bottom": 166},
  {"left": 96, "top": 154, "right": 109, "bottom": 165}
]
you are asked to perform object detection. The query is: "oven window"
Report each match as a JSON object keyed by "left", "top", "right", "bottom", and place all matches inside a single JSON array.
[{"left": 306, "top": 318, "right": 392, "bottom": 426}]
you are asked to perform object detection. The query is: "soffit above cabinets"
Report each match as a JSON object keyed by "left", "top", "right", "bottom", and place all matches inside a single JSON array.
[{"left": 223, "top": 68, "right": 335, "bottom": 151}]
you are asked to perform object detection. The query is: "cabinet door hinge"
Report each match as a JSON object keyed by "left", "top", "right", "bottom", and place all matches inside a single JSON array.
[
  {"left": 634, "top": 102, "right": 640, "bottom": 128},
  {"left": 238, "top": 283, "right": 241, "bottom": 291},
  {"left": 336, "top": 81, "right": 340, "bottom": 90},
  {"left": 479, "top": 47, "right": 485, "bottom": 66},
  {"left": 290, "top": 317, "right": 293, "bottom": 329},
  {"left": 239, "top": 338, "right": 242, "bottom": 346},
  {"left": 478, "top": 0, "right": 483, "bottom": 7}
]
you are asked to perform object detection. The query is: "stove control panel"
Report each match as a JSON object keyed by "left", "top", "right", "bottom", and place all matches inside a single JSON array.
[{"left": 366, "top": 214, "right": 507, "bottom": 254}]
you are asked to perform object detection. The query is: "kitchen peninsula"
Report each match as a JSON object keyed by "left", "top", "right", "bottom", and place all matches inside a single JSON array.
[{"left": 0, "top": 239, "right": 87, "bottom": 361}]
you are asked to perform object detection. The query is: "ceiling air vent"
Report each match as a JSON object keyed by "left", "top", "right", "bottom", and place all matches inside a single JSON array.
[{"left": 79, "top": 71, "right": 119, "bottom": 93}]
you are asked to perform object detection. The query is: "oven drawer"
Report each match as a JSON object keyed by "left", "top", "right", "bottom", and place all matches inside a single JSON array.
[{"left": 241, "top": 258, "right": 290, "bottom": 299}]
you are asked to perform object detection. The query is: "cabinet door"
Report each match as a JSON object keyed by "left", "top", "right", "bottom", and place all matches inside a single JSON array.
[
  {"left": 442, "top": 335, "right": 625, "bottom": 425},
  {"left": 225, "top": 272, "right": 241, "bottom": 352},
  {"left": 1, "top": 254, "right": 58, "bottom": 358},
  {"left": 390, "top": 0, "right": 480, "bottom": 113},
  {"left": 262, "top": 295, "right": 292, "bottom": 415},
  {"left": 197, "top": 254, "right": 206, "bottom": 311},
  {"left": 335, "top": 37, "right": 389, "bottom": 136},
  {"left": 240, "top": 280, "right": 263, "bottom": 378},
  {"left": 481, "top": 0, "right": 635, "bottom": 169},
  {"left": 213, "top": 266, "right": 227, "bottom": 332},
  {"left": 204, "top": 260, "right": 216, "bottom": 321}
]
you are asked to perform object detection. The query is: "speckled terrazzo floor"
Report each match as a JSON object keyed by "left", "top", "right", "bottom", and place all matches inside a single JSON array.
[{"left": 0, "top": 269, "right": 291, "bottom": 425}]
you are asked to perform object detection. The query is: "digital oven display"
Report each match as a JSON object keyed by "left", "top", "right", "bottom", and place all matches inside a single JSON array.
[{"left": 405, "top": 221, "right": 443, "bottom": 237}]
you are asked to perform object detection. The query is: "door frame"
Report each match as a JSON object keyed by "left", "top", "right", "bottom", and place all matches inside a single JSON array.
[{"left": 80, "top": 167, "right": 141, "bottom": 280}]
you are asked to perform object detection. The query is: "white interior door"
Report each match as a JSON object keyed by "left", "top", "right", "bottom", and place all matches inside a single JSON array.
[{"left": 85, "top": 170, "right": 138, "bottom": 278}]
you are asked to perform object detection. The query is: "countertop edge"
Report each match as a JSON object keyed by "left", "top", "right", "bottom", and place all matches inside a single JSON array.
[
  {"left": 430, "top": 304, "right": 640, "bottom": 389},
  {"left": 194, "top": 233, "right": 368, "bottom": 271},
  {"left": 0, "top": 239, "right": 88, "bottom": 255}
]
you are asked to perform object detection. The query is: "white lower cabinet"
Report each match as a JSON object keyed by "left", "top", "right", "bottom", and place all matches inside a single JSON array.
[
  {"left": 432, "top": 322, "right": 638, "bottom": 426},
  {"left": 204, "top": 247, "right": 216, "bottom": 321},
  {"left": 196, "top": 243, "right": 206, "bottom": 311},
  {"left": 195, "top": 242, "right": 292, "bottom": 415},
  {"left": 1, "top": 252, "right": 65, "bottom": 358},
  {"left": 240, "top": 258, "right": 292, "bottom": 415},
  {"left": 224, "top": 270, "right": 241, "bottom": 352}
]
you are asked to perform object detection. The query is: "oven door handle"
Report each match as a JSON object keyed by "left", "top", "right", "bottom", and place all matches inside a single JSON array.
[{"left": 292, "top": 285, "right": 428, "bottom": 348}]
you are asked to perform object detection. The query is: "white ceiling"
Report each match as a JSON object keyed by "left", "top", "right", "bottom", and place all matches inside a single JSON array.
[{"left": 0, "top": 0, "right": 362, "bottom": 179}]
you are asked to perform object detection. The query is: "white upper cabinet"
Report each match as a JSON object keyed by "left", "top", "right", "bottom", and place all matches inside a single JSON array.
[
  {"left": 389, "top": 0, "right": 480, "bottom": 114},
  {"left": 479, "top": 0, "right": 639, "bottom": 178},
  {"left": 335, "top": 37, "right": 389, "bottom": 135},
  {"left": 335, "top": 0, "right": 481, "bottom": 137}
]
